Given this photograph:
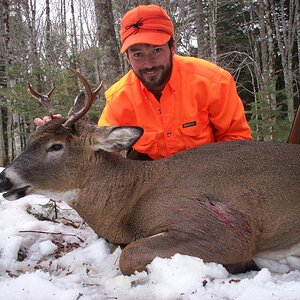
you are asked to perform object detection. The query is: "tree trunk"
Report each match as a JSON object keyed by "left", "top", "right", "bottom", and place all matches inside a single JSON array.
[
  {"left": 208, "top": 0, "right": 217, "bottom": 63},
  {"left": 256, "top": 0, "right": 276, "bottom": 140},
  {"left": 296, "top": 0, "right": 300, "bottom": 92},
  {"left": 270, "top": 0, "right": 296, "bottom": 122},
  {"left": 194, "top": 0, "right": 208, "bottom": 59},
  {"left": 0, "top": 0, "right": 9, "bottom": 165},
  {"left": 70, "top": 0, "right": 78, "bottom": 69},
  {"left": 93, "top": 0, "right": 121, "bottom": 92},
  {"left": 45, "top": 0, "right": 52, "bottom": 63},
  {"left": 0, "top": 103, "right": 7, "bottom": 166}
]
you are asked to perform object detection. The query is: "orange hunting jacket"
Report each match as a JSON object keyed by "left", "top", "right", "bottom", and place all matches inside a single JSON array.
[{"left": 98, "top": 55, "right": 252, "bottom": 160}]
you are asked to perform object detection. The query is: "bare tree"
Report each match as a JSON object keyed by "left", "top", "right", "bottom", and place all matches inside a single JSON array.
[
  {"left": 70, "top": 0, "right": 79, "bottom": 68},
  {"left": 45, "top": 0, "right": 53, "bottom": 64},
  {"left": 93, "top": 0, "right": 121, "bottom": 92},
  {"left": 194, "top": 0, "right": 209, "bottom": 59},
  {"left": 297, "top": 0, "right": 300, "bottom": 91},
  {"left": 270, "top": 0, "right": 298, "bottom": 122},
  {"left": 208, "top": 0, "right": 217, "bottom": 63},
  {"left": 0, "top": 0, "right": 9, "bottom": 166}
]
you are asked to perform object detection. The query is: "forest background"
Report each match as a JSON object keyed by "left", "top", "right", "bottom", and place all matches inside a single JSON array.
[{"left": 0, "top": 0, "right": 299, "bottom": 166}]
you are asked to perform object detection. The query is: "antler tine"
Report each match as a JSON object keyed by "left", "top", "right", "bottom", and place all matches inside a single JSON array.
[
  {"left": 63, "top": 68, "right": 103, "bottom": 128},
  {"left": 28, "top": 83, "right": 55, "bottom": 118},
  {"left": 46, "top": 84, "right": 56, "bottom": 98},
  {"left": 93, "top": 81, "right": 103, "bottom": 96}
]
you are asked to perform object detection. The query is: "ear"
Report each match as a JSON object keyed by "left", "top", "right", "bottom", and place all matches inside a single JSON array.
[
  {"left": 91, "top": 126, "right": 144, "bottom": 152},
  {"left": 171, "top": 42, "right": 176, "bottom": 55},
  {"left": 124, "top": 52, "right": 131, "bottom": 66}
]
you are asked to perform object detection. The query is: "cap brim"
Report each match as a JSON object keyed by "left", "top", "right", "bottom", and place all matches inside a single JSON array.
[{"left": 121, "top": 31, "right": 171, "bottom": 53}]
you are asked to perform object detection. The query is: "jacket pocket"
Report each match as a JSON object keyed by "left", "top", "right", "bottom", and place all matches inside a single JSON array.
[
  {"left": 179, "top": 121, "right": 207, "bottom": 148},
  {"left": 180, "top": 121, "right": 201, "bottom": 136}
]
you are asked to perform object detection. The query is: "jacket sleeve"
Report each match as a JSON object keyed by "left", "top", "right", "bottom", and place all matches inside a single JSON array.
[
  {"left": 208, "top": 70, "right": 252, "bottom": 141},
  {"left": 98, "top": 102, "right": 120, "bottom": 126}
]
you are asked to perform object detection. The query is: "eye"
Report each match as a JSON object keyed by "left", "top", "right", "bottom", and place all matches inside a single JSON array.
[
  {"left": 48, "top": 144, "right": 64, "bottom": 152},
  {"left": 133, "top": 52, "right": 143, "bottom": 58},
  {"left": 153, "top": 47, "right": 163, "bottom": 54}
]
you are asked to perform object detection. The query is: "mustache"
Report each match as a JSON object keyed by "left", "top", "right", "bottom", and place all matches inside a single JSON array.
[{"left": 140, "top": 66, "right": 163, "bottom": 73}]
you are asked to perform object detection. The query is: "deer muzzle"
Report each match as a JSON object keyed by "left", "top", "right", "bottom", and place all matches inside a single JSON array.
[{"left": 0, "top": 170, "right": 30, "bottom": 201}]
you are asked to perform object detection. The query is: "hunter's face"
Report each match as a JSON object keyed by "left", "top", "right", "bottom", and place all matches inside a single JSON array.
[{"left": 127, "top": 43, "right": 175, "bottom": 93}]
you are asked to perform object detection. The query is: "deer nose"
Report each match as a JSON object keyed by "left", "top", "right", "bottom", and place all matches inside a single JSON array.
[{"left": 0, "top": 172, "right": 13, "bottom": 192}]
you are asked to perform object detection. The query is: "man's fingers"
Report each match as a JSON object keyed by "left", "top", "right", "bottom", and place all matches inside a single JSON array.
[
  {"left": 42, "top": 116, "right": 52, "bottom": 123},
  {"left": 33, "top": 118, "right": 45, "bottom": 127},
  {"left": 34, "top": 114, "right": 63, "bottom": 127}
]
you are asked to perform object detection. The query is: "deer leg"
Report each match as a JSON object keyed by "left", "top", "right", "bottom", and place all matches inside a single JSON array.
[
  {"left": 119, "top": 229, "right": 255, "bottom": 276},
  {"left": 119, "top": 232, "right": 181, "bottom": 275},
  {"left": 225, "top": 260, "right": 260, "bottom": 273}
]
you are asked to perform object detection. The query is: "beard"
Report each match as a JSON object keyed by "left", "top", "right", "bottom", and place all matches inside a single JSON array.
[{"left": 133, "top": 53, "right": 173, "bottom": 93}]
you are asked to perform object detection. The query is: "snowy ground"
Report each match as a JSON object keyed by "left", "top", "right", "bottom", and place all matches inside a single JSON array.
[{"left": 1, "top": 169, "right": 300, "bottom": 299}]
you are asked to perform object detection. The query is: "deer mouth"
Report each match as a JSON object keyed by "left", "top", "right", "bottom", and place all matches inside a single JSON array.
[{"left": 2, "top": 186, "right": 30, "bottom": 201}]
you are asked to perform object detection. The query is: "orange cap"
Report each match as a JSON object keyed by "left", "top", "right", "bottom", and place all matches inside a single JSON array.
[{"left": 120, "top": 5, "right": 174, "bottom": 53}]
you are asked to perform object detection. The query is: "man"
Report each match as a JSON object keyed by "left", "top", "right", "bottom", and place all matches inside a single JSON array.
[
  {"left": 98, "top": 4, "right": 252, "bottom": 160},
  {"left": 35, "top": 5, "right": 252, "bottom": 160}
]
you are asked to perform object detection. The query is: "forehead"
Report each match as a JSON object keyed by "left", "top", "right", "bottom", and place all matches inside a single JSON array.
[
  {"left": 27, "top": 121, "right": 70, "bottom": 143},
  {"left": 128, "top": 43, "right": 168, "bottom": 52}
]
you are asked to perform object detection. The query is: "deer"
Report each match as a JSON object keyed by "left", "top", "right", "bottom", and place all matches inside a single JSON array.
[{"left": 0, "top": 68, "right": 300, "bottom": 276}]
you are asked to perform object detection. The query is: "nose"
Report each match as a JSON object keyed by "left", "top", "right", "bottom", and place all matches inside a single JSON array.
[
  {"left": 0, "top": 171, "right": 13, "bottom": 192},
  {"left": 142, "top": 54, "right": 156, "bottom": 69}
]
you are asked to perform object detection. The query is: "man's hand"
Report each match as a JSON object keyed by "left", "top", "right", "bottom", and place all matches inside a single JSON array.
[{"left": 34, "top": 114, "right": 62, "bottom": 127}]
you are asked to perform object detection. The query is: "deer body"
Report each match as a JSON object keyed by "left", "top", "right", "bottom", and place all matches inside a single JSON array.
[
  {"left": 1, "top": 118, "right": 300, "bottom": 275},
  {"left": 1, "top": 71, "right": 299, "bottom": 275}
]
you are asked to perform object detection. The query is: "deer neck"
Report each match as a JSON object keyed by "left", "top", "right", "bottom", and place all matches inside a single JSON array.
[{"left": 71, "top": 151, "right": 161, "bottom": 243}]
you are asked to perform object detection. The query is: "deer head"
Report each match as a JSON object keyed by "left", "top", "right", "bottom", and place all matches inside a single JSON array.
[{"left": 0, "top": 69, "right": 143, "bottom": 202}]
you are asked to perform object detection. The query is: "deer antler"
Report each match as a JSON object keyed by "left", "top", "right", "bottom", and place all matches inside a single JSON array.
[
  {"left": 28, "top": 83, "right": 55, "bottom": 118},
  {"left": 63, "top": 68, "right": 103, "bottom": 128}
]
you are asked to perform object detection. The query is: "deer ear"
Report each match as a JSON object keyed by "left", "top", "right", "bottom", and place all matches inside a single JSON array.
[{"left": 91, "top": 126, "right": 144, "bottom": 152}]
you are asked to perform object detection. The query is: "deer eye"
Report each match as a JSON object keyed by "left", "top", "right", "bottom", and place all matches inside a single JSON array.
[{"left": 48, "top": 144, "right": 64, "bottom": 152}]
